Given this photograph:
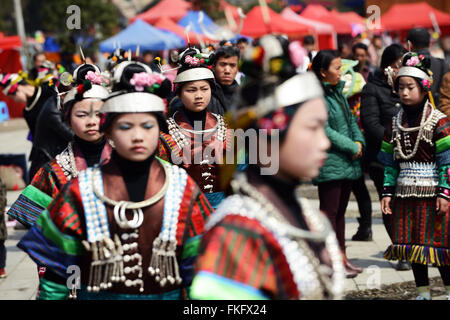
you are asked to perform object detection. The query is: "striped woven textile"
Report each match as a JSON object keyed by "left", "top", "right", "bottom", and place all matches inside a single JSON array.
[
  {"left": 17, "top": 161, "right": 213, "bottom": 300},
  {"left": 7, "top": 161, "right": 64, "bottom": 227},
  {"left": 17, "top": 209, "right": 83, "bottom": 278},
  {"left": 384, "top": 197, "right": 450, "bottom": 266},
  {"left": 191, "top": 214, "right": 299, "bottom": 300}
]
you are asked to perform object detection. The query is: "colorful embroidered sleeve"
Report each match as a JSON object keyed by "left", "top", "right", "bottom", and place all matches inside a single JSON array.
[
  {"left": 179, "top": 184, "right": 213, "bottom": 298},
  {"left": 434, "top": 117, "right": 450, "bottom": 199},
  {"left": 7, "top": 162, "right": 64, "bottom": 227},
  {"left": 17, "top": 179, "right": 86, "bottom": 300},
  {"left": 190, "top": 215, "right": 285, "bottom": 300},
  {"left": 378, "top": 125, "right": 399, "bottom": 196},
  {"left": 157, "top": 132, "right": 182, "bottom": 164}
]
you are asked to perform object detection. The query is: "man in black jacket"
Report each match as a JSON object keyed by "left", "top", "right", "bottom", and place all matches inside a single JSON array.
[
  {"left": 0, "top": 72, "right": 73, "bottom": 179},
  {"left": 208, "top": 45, "right": 240, "bottom": 115},
  {"left": 407, "top": 28, "right": 449, "bottom": 107},
  {"left": 29, "top": 92, "right": 73, "bottom": 178}
]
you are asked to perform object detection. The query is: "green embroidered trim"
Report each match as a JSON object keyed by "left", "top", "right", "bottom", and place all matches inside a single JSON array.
[
  {"left": 439, "top": 164, "right": 450, "bottom": 189},
  {"left": 38, "top": 278, "right": 70, "bottom": 300},
  {"left": 190, "top": 272, "right": 268, "bottom": 300},
  {"left": 181, "top": 235, "right": 201, "bottom": 260},
  {"left": 381, "top": 141, "right": 394, "bottom": 154},
  {"left": 36, "top": 210, "right": 83, "bottom": 256},
  {"left": 436, "top": 136, "right": 450, "bottom": 154},
  {"left": 22, "top": 185, "right": 53, "bottom": 209},
  {"left": 383, "top": 166, "right": 399, "bottom": 187}
]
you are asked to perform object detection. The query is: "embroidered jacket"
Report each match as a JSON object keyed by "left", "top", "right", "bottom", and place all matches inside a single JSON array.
[
  {"left": 190, "top": 172, "right": 345, "bottom": 300},
  {"left": 18, "top": 157, "right": 213, "bottom": 300},
  {"left": 7, "top": 142, "right": 112, "bottom": 227},
  {"left": 158, "top": 110, "right": 233, "bottom": 208},
  {"left": 378, "top": 102, "right": 450, "bottom": 199}
]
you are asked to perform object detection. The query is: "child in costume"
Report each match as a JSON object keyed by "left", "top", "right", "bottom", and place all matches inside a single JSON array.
[
  {"left": 17, "top": 59, "right": 213, "bottom": 300},
  {"left": 158, "top": 47, "right": 231, "bottom": 209},
  {"left": 7, "top": 63, "right": 111, "bottom": 228},
  {"left": 379, "top": 52, "right": 450, "bottom": 300},
  {"left": 190, "top": 35, "right": 345, "bottom": 300}
]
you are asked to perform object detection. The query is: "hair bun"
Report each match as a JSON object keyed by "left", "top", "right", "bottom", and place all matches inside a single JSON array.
[
  {"left": 111, "top": 61, "right": 170, "bottom": 99},
  {"left": 402, "top": 52, "right": 431, "bottom": 71}
]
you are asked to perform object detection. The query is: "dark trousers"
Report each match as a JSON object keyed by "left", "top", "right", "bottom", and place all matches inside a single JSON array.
[
  {"left": 318, "top": 179, "right": 353, "bottom": 251},
  {"left": 368, "top": 164, "right": 392, "bottom": 239},
  {"left": 351, "top": 174, "right": 372, "bottom": 229},
  {"left": 0, "top": 240, "right": 5, "bottom": 269},
  {"left": 411, "top": 263, "right": 450, "bottom": 287}
]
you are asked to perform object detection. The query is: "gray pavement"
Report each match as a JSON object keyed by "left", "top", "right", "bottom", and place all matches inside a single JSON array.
[{"left": 0, "top": 118, "right": 447, "bottom": 300}]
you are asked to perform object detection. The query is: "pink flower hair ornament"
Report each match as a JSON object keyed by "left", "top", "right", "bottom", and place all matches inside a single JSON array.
[
  {"left": 406, "top": 56, "right": 420, "bottom": 67},
  {"left": 184, "top": 55, "right": 201, "bottom": 67},
  {"left": 85, "top": 71, "right": 103, "bottom": 85},
  {"left": 421, "top": 78, "right": 432, "bottom": 90},
  {"left": 129, "top": 72, "right": 165, "bottom": 93}
]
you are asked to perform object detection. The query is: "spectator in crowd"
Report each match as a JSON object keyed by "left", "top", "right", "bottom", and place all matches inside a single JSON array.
[
  {"left": 439, "top": 70, "right": 450, "bottom": 117},
  {"left": 235, "top": 37, "right": 249, "bottom": 57},
  {"left": 407, "top": 27, "right": 449, "bottom": 106},
  {"left": 360, "top": 44, "right": 411, "bottom": 270},
  {"left": 209, "top": 45, "right": 240, "bottom": 115},
  {"left": 441, "top": 35, "right": 450, "bottom": 67},
  {"left": 340, "top": 59, "right": 373, "bottom": 243},
  {"left": 352, "top": 43, "right": 376, "bottom": 82},
  {"left": 303, "top": 35, "right": 318, "bottom": 63},
  {"left": 311, "top": 50, "right": 365, "bottom": 279},
  {"left": 28, "top": 52, "right": 47, "bottom": 81},
  {"left": 339, "top": 42, "right": 352, "bottom": 59},
  {"left": 370, "top": 34, "right": 384, "bottom": 67},
  {"left": 0, "top": 178, "right": 6, "bottom": 278},
  {"left": 142, "top": 50, "right": 154, "bottom": 67}
]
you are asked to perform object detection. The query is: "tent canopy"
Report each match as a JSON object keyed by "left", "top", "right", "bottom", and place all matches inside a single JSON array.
[
  {"left": 0, "top": 33, "right": 22, "bottom": 51},
  {"left": 381, "top": 2, "right": 450, "bottom": 31},
  {"left": 281, "top": 7, "right": 336, "bottom": 50},
  {"left": 241, "top": 6, "right": 311, "bottom": 38},
  {"left": 220, "top": 0, "right": 241, "bottom": 21},
  {"left": 178, "top": 10, "right": 220, "bottom": 35},
  {"left": 300, "top": 4, "right": 352, "bottom": 34},
  {"left": 154, "top": 16, "right": 213, "bottom": 45},
  {"left": 330, "top": 9, "right": 365, "bottom": 27},
  {"left": 99, "top": 19, "right": 185, "bottom": 53},
  {"left": 130, "top": 0, "right": 191, "bottom": 24},
  {"left": 281, "top": 7, "right": 334, "bottom": 34}
]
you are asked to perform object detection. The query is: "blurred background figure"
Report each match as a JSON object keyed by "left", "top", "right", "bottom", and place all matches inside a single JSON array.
[
  {"left": 142, "top": 50, "right": 154, "bottom": 67},
  {"left": 406, "top": 27, "right": 449, "bottom": 107},
  {"left": 370, "top": 34, "right": 384, "bottom": 68},
  {"left": 311, "top": 49, "right": 365, "bottom": 279},
  {"left": 339, "top": 42, "right": 352, "bottom": 59},
  {"left": 303, "top": 35, "right": 318, "bottom": 66},
  {"left": 235, "top": 37, "right": 249, "bottom": 57},
  {"left": 352, "top": 43, "right": 376, "bottom": 82},
  {"left": 0, "top": 178, "right": 6, "bottom": 278},
  {"left": 28, "top": 52, "right": 47, "bottom": 81},
  {"left": 360, "top": 43, "right": 411, "bottom": 271}
]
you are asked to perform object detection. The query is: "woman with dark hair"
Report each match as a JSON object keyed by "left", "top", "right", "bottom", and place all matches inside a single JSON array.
[
  {"left": 158, "top": 47, "right": 231, "bottom": 209},
  {"left": 191, "top": 35, "right": 345, "bottom": 300},
  {"left": 17, "top": 59, "right": 213, "bottom": 300},
  {"left": 7, "top": 63, "right": 111, "bottom": 229},
  {"left": 311, "top": 50, "right": 365, "bottom": 279},
  {"left": 359, "top": 44, "right": 411, "bottom": 270},
  {"left": 379, "top": 52, "right": 450, "bottom": 300}
]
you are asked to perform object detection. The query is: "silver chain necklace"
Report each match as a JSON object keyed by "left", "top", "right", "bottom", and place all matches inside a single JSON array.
[
  {"left": 393, "top": 101, "right": 436, "bottom": 160},
  {"left": 55, "top": 142, "right": 78, "bottom": 180}
]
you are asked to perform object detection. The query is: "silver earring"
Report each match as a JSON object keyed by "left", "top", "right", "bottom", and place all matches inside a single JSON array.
[{"left": 108, "top": 139, "right": 116, "bottom": 149}]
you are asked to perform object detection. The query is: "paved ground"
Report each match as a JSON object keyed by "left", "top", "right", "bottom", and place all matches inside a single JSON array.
[{"left": 0, "top": 118, "right": 447, "bottom": 300}]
